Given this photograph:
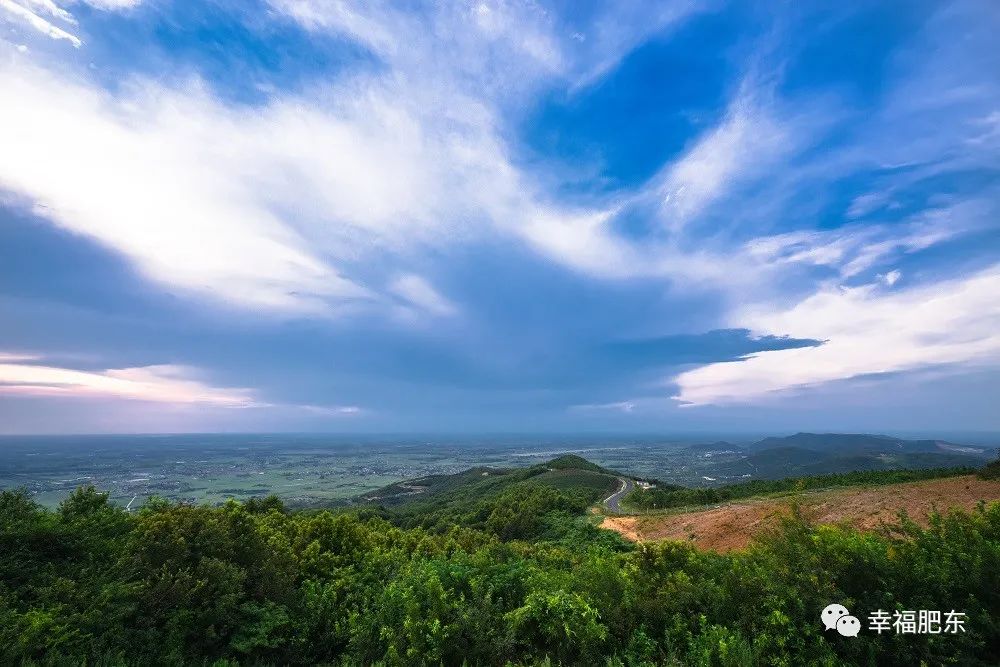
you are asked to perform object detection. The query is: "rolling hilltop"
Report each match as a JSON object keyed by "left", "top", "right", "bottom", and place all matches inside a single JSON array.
[
  {"left": 352, "top": 454, "right": 624, "bottom": 540},
  {"left": 358, "top": 453, "right": 618, "bottom": 507}
]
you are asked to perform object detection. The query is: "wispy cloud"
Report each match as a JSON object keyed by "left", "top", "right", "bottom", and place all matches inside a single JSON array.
[
  {"left": 673, "top": 265, "right": 1000, "bottom": 405},
  {"left": 0, "top": 0, "right": 139, "bottom": 47},
  {"left": 79, "top": 0, "right": 140, "bottom": 10},
  {"left": 566, "top": 1, "right": 706, "bottom": 90},
  {"left": 0, "top": 0, "right": 608, "bottom": 315},
  {"left": 20, "top": 0, "right": 74, "bottom": 24},
  {"left": 0, "top": 61, "right": 386, "bottom": 313},
  {"left": 0, "top": 351, "right": 43, "bottom": 363},
  {"left": 846, "top": 191, "right": 893, "bottom": 220},
  {"left": 744, "top": 198, "right": 994, "bottom": 279},
  {"left": 0, "top": 352, "right": 367, "bottom": 418},
  {"left": 657, "top": 82, "right": 791, "bottom": 232},
  {"left": 389, "top": 274, "right": 457, "bottom": 318},
  {"left": 1, "top": 0, "right": 80, "bottom": 46},
  {"left": 1, "top": 0, "right": 704, "bottom": 319},
  {"left": 0, "top": 356, "right": 257, "bottom": 406},
  {"left": 299, "top": 404, "right": 363, "bottom": 416},
  {"left": 570, "top": 400, "right": 636, "bottom": 413}
]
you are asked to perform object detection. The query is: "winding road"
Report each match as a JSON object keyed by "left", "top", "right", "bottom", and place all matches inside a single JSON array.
[{"left": 603, "top": 477, "right": 635, "bottom": 513}]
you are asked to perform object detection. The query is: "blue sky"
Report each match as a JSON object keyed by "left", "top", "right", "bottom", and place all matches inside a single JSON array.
[{"left": 0, "top": 0, "right": 998, "bottom": 434}]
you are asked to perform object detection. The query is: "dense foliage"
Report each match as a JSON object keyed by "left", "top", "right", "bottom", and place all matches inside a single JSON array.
[
  {"left": 361, "top": 457, "right": 619, "bottom": 539},
  {"left": 2, "top": 458, "right": 999, "bottom": 665},
  {"left": 623, "top": 466, "right": 978, "bottom": 511},
  {"left": 979, "top": 456, "right": 1000, "bottom": 480}
]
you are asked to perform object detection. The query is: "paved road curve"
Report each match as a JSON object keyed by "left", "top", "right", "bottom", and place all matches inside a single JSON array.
[{"left": 603, "top": 477, "right": 635, "bottom": 513}]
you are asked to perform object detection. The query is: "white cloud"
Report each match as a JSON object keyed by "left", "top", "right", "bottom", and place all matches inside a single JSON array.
[
  {"left": 570, "top": 400, "right": 636, "bottom": 413},
  {"left": 519, "top": 207, "right": 636, "bottom": 278},
  {"left": 743, "top": 199, "right": 991, "bottom": 280},
  {"left": 0, "top": 351, "right": 42, "bottom": 362},
  {"left": 968, "top": 110, "right": 1000, "bottom": 146},
  {"left": 518, "top": 203, "right": 769, "bottom": 291},
  {"left": 299, "top": 404, "right": 363, "bottom": 416},
  {"left": 0, "top": 0, "right": 750, "bottom": 323},
  {"left": 265, "top": 0, "right": 768, "bottom": 291},
  {"left": 389, "top": 274, "right": 457, "bottom": 317},
  {"left": 77, "top": 0, "right": 140, "bottom": 10},
  {"left": 657, "top": 84, "right": 791, "bottom": 231},
  {"left": 879, "top": 269, "right": 901, "bottom": 286},
  {"left": 21, "top": 0, "right": 74, "bottom": 24},
  {"left": 272, "top": 0, "right": 708, "bottom": 97},
  {"left": 846, "top": 191, "right": 890, "bottom": 219},
  {"left": 0, "top": 353, "right": 367, "bottom": 418},
  {"left": 1, "top": 0, "right": 995, "bottom": 351},
  {"left": 0, "top": 61, "right": 402, "bottom": 313},
  {"left": 272, "top": 0, "right": 565, "bottom": 97},
  {"left": 673, "top": 265, "right": 1000, "bottom": 405},
  {"left": 0, "top": 357, "right": 258, "bottom": 406},
  {"left": 0, "top": 0, "right": 135, "bottom": 49},
  {"left": 6, "top": 0, "right": 634, "bottom": 318},
  {"left": 0, "top": 10, "right": 659, "bottom": 315},
  {"left": 0, "top": 0, "right": 80, "bottom": 46},
  {"left": 270, "top": 0, "right": 398, "bottom": 56},
  {"left": 567, "top": 1, "right": 703, "bottom": 90}
]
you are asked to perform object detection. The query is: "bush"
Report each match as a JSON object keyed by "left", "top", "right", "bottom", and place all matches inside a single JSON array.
[{"left": 978, "top": 456, "right": 1000, "bottom": 480}]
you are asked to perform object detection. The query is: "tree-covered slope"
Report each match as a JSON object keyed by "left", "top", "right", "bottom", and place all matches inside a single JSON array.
[
  {"left": 360, "top": 454, "right": 618, "bottom": 506},
  {"left": 2, "top": 483, "right": 999, "bottom": 665},
  {"left": 3, "top": 456, "right": 1000, "bottom": 665},
  {"left": 355, "top": 455, "right": 620, "bottom": 539}
]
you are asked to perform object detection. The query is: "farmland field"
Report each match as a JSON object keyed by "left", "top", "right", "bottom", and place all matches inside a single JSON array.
[{"left": 1, "top": 432, "right": 995, "bottom": 509}]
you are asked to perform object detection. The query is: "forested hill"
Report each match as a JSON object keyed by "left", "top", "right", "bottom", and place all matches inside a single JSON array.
[
  {"left": 353, "top": 454, "right": 621, "bottom": 538},
  {"left": 2, "top": 456, "right": 999, "bottom": 665},
  {"left": 359, "top": 453, "right": 618, "bottom": 506}
]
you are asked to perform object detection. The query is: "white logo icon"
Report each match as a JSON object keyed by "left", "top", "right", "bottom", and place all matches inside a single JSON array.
[
  {"left": 836, "top": 615, "right": 861, "bottom": 637},
  {"left": 821, "top": 603, "right": 850, "bottom": 631}
]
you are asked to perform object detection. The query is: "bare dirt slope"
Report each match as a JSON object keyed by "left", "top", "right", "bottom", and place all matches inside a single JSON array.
[{"left": 600, "top": 475, "right": 1000, "bottom": 553}]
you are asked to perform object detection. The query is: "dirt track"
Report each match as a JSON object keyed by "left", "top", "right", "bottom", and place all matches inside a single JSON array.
[{"left": 600, "top": 475, "right": 1000, "bottom": 553}]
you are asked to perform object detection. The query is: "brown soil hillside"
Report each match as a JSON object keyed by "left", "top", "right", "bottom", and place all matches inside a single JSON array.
[{"left": 600, "top": 475, "right": 1000, "bottom": 553}]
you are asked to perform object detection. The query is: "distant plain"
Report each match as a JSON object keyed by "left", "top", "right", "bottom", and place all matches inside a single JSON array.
[{"left": 1, "top": 433, "right": 996, "bottom": 508}]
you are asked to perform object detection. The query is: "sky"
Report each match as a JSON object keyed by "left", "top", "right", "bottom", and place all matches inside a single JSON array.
[{"left": 0, "top": 0, "right": 998, "bottom": 435}]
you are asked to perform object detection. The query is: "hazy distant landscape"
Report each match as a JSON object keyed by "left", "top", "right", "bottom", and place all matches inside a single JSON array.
[{"left": 2, "top": 432, "right": 995, "bottom": 509}]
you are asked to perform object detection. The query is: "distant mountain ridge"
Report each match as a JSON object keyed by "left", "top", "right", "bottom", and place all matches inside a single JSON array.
[
  {"left": 748, "top": 432, "right": 990, "bottom": 457},
  {"left": 666, "top": 434, "right": 993, "bottom": 482},
  {"left": 687, "top": 432, "right": 995, "bottom": 480}
]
